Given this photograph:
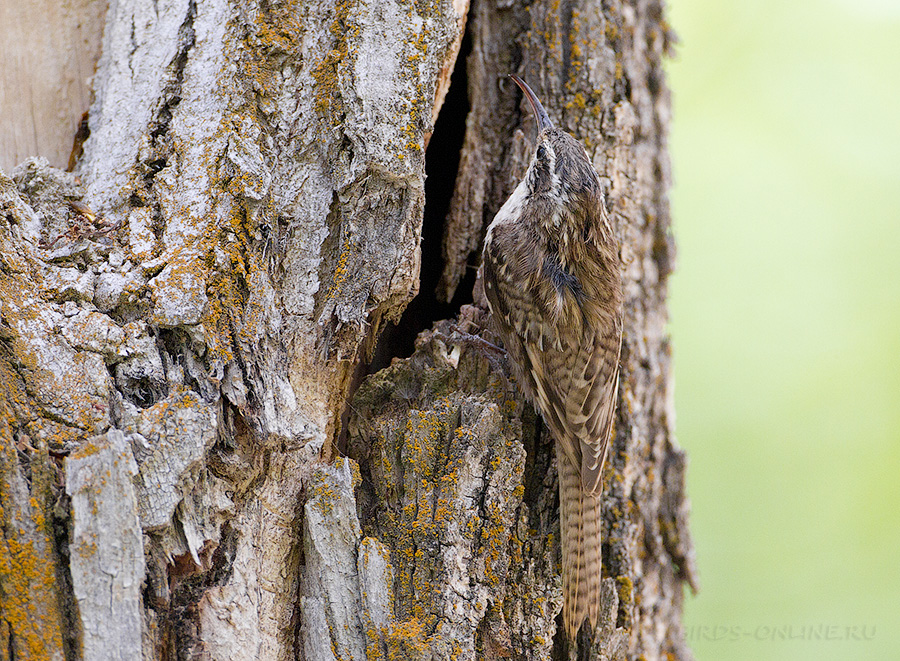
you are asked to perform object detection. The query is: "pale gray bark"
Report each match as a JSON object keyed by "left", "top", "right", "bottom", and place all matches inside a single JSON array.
[
  {"left": 66, "top": 430, "right": 145, "bottom": 661},
  {"left": 0, "top": 0, "right": 693, "bottom": 659}
]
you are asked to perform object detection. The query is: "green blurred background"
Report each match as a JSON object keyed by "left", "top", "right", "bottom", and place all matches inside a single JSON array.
[{"left": 666, "top": 0, "right": 900, "bottom": 659}]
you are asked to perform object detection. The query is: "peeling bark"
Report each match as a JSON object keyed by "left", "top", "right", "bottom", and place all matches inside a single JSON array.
[
  {"left": 66, "top": 430, "right": 144, "bottom": 661},
  {"left": 0, "top": 0, "right": 693, "bottom": 659}
]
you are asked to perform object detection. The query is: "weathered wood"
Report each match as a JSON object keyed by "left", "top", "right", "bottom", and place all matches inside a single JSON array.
[
  {"left": 0, "top": 0, "right": 106, "bottom": 171},
  {"left": 348, "top": 308, "right": 560, "bottom": 660},
  {"left": 370, "top": 0, "right": 695, "bottom": 657},
  {"left": 0, "top": 0, "right": 693, "bottom": 659},
  {"left": 300, "top": 460, "right": 395, "bottom": 661},
  {"left": 66, "top": 430, "right": 145, "bottom": 661},
  {"left": 2, "top": 0, "right": 467, "bottom": 657},
  {"left": 0, "top": 171, "right": 71, "bottom": 661}
]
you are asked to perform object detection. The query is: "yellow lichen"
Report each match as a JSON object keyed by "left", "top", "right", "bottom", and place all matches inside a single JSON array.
[{"left": 0, "top": 420, "right": 65, "bottom": 658}]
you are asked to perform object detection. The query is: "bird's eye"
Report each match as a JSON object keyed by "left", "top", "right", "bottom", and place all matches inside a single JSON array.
[{"left": 536, "top": 145, "right": 548, "bottom": 162}]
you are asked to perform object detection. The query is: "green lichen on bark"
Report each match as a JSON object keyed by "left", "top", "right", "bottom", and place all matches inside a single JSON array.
[{"left": 348, "top": 309, "right": 564, "bottom": 658}]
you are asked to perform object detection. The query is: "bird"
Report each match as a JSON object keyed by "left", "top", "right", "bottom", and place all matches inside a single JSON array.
[{"left": 481, "top": 75, "right": 623, "bottom": 640}]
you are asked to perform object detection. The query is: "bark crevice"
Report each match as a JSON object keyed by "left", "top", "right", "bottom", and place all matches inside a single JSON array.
[
  {"left": 370, "top": 26, "right": 474, "bottom": 375},
  {"left": 0, "top": 1, "right": 693, "bottom": 659}
]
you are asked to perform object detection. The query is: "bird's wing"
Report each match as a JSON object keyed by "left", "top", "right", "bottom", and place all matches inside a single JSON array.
[
  {"left": 522, "top": 316, "right": 620, "bottom": 494},
  {"left": 483, "top": 215, "right": 622, "bottom": 494},
  {"left": 483, "top": 233, "right": 543, "bottom": 400},
  {"left": 483, "top": 225, "right": 570, "bottom": 440},
  {"left": 569, "top": 319, "right": 622, "bottom": 495}
]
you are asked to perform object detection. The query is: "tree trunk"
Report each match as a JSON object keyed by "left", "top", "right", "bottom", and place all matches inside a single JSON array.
[{"left": 0, "top": 0, "right": 694, "bottom": 659}]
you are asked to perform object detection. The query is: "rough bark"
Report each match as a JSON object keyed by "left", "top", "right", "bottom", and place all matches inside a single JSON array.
[{"left": 0, "top": 0, "right": 694, "bottom": 659}]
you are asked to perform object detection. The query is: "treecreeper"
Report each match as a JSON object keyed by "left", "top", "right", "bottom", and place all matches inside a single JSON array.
[{"left": 482, "top": 75, "right": 624, "bottom": 640}]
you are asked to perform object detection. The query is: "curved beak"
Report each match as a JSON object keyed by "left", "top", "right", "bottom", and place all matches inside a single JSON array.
[{"left": 509, "top": 75, "right": 553, "bottom": 138}]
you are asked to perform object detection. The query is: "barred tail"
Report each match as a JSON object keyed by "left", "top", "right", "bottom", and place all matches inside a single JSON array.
[{"left": 557, "top": 442, "right": 603, "bottom": 640}]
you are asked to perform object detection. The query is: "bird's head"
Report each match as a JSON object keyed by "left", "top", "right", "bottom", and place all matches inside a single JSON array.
[{"left": 510, "top": 75, "right": 599, "bottom": 205}]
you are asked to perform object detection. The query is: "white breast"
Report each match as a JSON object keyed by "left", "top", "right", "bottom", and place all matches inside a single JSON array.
[{"left": 484, "top": 179, "right": 529, "bottom": 247}]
